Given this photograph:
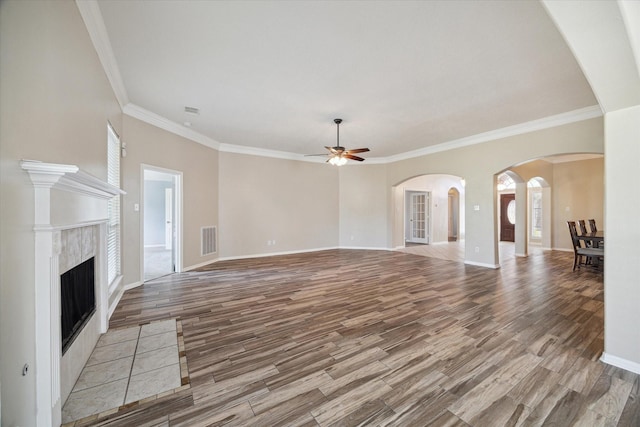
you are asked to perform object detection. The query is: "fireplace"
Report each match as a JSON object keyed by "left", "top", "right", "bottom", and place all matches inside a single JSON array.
[
  {"left": 22, "top": 160, "right": 125, "bottom": 427},
  {"left": 61, "top": 257, "right": 96, "bottom": 355}
]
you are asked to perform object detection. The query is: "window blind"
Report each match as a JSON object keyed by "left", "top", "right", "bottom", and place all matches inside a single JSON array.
[{"left": 107, "top": 124, "right": 121, "bottom": 287}]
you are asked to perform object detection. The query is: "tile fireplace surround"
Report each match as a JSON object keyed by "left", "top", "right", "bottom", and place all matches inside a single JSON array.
[{"left": 21, "top": 160, "right": 125, "bottom": 427}]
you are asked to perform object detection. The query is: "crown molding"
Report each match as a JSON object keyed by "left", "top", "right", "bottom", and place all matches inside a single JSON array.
[
  {"left": 183, "top": 105, "right": 602, "bottom": 164},
  {"left": 123, "top": 104, "right": 222, "bottom": 150},
  {"left": 218, "top": 143, "right": 316, "bottom": 162},
  {"left": 386, "top": 105, "right": 603, "bottom": 163},
  {"left": 126, "top": 102, "right": 602, "bottom": 165},
  {"left": 76, "top": 0, "right": 129, "bottom": 107}
]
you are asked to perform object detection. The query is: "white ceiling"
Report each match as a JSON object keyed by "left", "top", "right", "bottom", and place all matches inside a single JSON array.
[{"left": 96, "top": 0, "right": 598, "bottom": 159}]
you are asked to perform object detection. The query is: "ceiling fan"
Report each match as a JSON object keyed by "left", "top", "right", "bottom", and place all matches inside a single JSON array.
[{"left": 307, "top": 119, "right": 370, "bottom": 165}]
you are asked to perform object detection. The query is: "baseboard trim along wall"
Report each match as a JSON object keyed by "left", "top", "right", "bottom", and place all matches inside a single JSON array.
[
  {"left": 600, "top": 352, "right": 640, "bottom": 375},
  {"left": 464, "top": 260, "right": 501, "bottom": 269}
]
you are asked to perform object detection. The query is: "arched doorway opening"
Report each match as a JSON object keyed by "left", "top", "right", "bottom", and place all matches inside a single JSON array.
[{"left": 392, "top": 174, "right": 465, "bottom": 262}]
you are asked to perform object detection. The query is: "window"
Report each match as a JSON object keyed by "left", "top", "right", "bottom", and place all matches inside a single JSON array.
[
  {"left": 107, "top": 124, "right": 121, "bottom": 287},
  {"left": 530, "top": 188, "right": 542, "bottom": 239}
]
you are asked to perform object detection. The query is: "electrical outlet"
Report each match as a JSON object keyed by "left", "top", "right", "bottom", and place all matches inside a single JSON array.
[
  {"left": 272, "top": 240, "right": 276, "bottom": 245},
  {"left": 475, "top": 246, "right": 480, "bottom": 253}
]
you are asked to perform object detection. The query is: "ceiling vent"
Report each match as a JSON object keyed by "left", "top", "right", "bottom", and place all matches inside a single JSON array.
[{"left": 184, "top": 106, "right": 200, "bottom": 115}]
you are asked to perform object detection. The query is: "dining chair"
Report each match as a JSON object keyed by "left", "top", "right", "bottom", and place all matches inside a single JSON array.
[
  {"left": 567, "top": 221, "right": 603, "bottom": 271},
  {"left": 588, "top": 219, "right": 597, "bottom": 233},
  {"left": 578, "top": 219, "right": 588, "bottom": 236}
]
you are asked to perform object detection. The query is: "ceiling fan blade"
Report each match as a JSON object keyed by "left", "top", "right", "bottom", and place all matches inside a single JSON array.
[
  {"left": 324, "top": 146, "right": 339, "bottom": 154},
  {"left": 345, "top": 148, "right": 370, "bottom": 154},
  {"left": 344, "top": 154, "right": 365, "bottom": 161},
  {"left": 305, "top": 153, "right": 329, "bottom": 157}
]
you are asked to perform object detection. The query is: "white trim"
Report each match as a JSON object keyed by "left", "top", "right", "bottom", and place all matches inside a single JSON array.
[
  {"left": 217, "top": 247, "right": 340, "bottom": 262},
  {"left": 464, "top": 260, "right": 501, "bottom": 269},
  {"left": 75, "top": 0, "right": 129, "bottom": 107},
  {"left": 21, "top": 160, "right": 125, "bottom": 200},
  {"left": 183, "top": 259, "right": 219, "bottom": 272},
  {"left": 600, "top": 352, "right": 640, "bottom": 375},
  {"left": 124, "top": 104, "right": 221, "bottom": 150},
  {"left": 108, "top": 288, "right": 124, "bottom": 319},
  {"left": 338, "top": 246, "right": 392, "bottom": 251},
  {"left": 121, "top": 103, "right": 602, "bottom": 164},
  {"left": 219, "top": 142, "right": 317, "bottom": 162},
  {"left": 552, "top": 247, "right": 573, "bottom": 253},
  {"left": 141, "top": 164, "right": 183, "bottom": 282},
  {"left": 108, "top": 274, "right": 123, "bottom": 297},
  {"left": 385, "top": 105, "right": 603, "bottom": 163},
  {"left": 515, "top": 253, "right": 528, "bottom": 257},
  {"left": 124, "top": 281, "right": 142, "bottom": 291}
]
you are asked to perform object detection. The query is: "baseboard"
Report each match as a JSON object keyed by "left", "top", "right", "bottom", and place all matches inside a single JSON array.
[
  {"left": 339, "top": 246, "right": 391, "bottom": 251},
  {"left": 108, "top": 287, "right": 124, "bottom": 319},
  {"left": 515, "top": 253, "right": 528, "bottom": 257},
  {"left": 184, "top": 259, "right": 218, "bottom": 271},
  {"left": 215, "top": 246, "right": 340, "bottom": 263},
  {"left": 600, "top": 352, "right": 640, "bottom": 375},
  {"left": 464, "top": 260, "right": 501, "bottom": 269},
  {"left": 552, "top": 247, "right": 573, "bottom": 253},
  {"left": 124, "top": 281, "right": 142, "bottom": 291}
]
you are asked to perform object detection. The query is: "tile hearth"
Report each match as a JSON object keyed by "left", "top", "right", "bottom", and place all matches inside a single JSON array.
[{"left": 61, "top": 319, "right": 189, "bottom": 425}]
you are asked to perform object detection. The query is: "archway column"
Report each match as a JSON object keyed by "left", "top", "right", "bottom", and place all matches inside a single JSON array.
[
  {"left": 544, "top": 0, "right": 640, "bottom": 373},
  {"left": 514, "top": 182, "right": 528, "bottom": 257}
]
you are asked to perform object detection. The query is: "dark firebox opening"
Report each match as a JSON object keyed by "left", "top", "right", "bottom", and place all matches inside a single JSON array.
[{"left": 61, "top": 257, "right": 95, "bottom": 355}]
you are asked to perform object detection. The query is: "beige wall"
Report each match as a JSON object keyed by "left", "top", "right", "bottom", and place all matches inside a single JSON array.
[
  {"left": 551, "top": 158, "right": 604, "bottom": 249},
  {"left": 339, "top": 165, "right": 389, "bottom": 248},
  {"left": 0, "top": 1, "right": 122, "bottom": 425},
  {"left": 121, "top": 116, "right": 219, "bottom": 284},
  {"left": 219, "top": 152, "right": 339, "bottom": 258},
  {"left": 384, "top": 118, "right": 604, "bottom": 267}
]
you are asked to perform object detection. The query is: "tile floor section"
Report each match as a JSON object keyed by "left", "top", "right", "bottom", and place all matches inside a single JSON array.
[{"left": 62, "top": 319, "right": 187, "bottom": 424}]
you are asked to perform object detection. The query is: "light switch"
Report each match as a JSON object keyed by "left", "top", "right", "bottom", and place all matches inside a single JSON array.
[
  {"left": 134, "top": 203, "right": 139, "bottom": 212},
  {"left": 474, "top": 205, "right": 480, "bottom": 211}
]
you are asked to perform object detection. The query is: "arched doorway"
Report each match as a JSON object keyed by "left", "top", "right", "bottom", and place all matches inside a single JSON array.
[{"left": 392, "top": 174, "right": 465, "bottom": 261}]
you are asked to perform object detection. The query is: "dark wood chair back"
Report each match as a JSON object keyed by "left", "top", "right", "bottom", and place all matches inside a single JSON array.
[
  {"left": 567, "top": 221, "right": 582, "bottom": 250},
  {"left": 588, "top": 219, "right": 597, "bottom": 233},
  {"left": 578, "top": 220, "right": 588, "bottom": 235}
]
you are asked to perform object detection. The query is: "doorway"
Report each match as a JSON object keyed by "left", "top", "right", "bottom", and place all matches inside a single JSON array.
[
  {"left": 448, "top": 187, "right": 460, "bottom": 242},
  {"left": 499, "top": 193, "right": 516, "bottom": 242},
  {"left": 405, "top": 191, "right": 430, "bottom": 244},
  {"left": 142, "top": 166, "right": 182, "bottom": 281}
]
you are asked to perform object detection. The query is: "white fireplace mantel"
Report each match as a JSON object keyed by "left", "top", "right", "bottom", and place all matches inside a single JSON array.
[
  {"left": 21, "top": 160, "right": 125, "bottom": 427},
  {"left": 21, "top": 160, "right": 125, "bottom": 200}
]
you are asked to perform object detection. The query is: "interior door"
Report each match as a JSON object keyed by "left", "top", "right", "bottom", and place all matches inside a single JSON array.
[
  {"left": 500, "top": 193, "right": 516, "bottom": 242},
  {"left": 406, "top": 191, "right": 429, "bottom": 244}
]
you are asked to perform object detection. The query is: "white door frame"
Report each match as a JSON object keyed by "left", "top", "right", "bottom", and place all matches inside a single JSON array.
[
  {"left": 141, "top": 164, "right": 183, "bottom": 282},
  {"left": 405, "top": 190, "right": 431, "bottom": 244},
  {"left": 165, "top": 188, "right": 173, "bottom": 251}
]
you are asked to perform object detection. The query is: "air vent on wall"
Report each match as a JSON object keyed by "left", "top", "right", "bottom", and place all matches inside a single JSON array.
[
  {"left": 184, "top": 106, "right": 200, "bottom": 115},
  {"left": 201, "top": 226, "right": 217, "bottom": 256}
]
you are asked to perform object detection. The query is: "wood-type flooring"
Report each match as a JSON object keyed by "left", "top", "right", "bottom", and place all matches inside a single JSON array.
[{"left": 81, "top": 248, "right": 638, "bottom": 426}]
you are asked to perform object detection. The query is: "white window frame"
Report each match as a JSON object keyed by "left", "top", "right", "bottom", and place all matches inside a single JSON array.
[{"left": 107, "top": 124, "right": 122, "bottom": 290}]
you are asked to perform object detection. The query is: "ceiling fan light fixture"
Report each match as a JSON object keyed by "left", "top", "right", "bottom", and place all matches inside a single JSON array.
[{"left": 329, "top": 156, "right": 348, "bottom": 166}]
